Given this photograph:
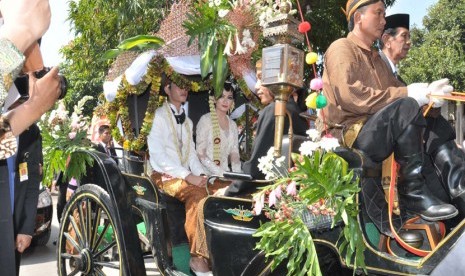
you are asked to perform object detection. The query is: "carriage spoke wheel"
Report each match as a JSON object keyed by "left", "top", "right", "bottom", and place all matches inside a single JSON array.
[{"left": 57, "top": 184, "right": 123, "bottom": 276}]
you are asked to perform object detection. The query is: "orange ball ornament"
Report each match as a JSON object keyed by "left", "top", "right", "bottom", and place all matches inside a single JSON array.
[{"left": 298, "top": 21, "right": 311, "bottom": 33}]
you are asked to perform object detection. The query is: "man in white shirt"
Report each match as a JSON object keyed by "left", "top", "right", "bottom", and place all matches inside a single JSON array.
[
  {"left": 379, "top": 13, "right": 465, "bottom": 219},
  {"left": 147, "top": 74, "right": 226, "bottom": 275}
]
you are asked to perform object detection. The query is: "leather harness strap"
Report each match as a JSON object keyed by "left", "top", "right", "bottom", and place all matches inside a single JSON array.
[{"left": 388, "top": 159, "right": 431, "bottom": 257}]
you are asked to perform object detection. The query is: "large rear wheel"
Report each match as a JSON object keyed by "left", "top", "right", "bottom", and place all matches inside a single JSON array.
[{"left": 57, "top": 184, "right": 123, "bottom": 275}]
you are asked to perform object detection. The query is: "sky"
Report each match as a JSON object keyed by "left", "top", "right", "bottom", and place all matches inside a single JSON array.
[
  {"left": 40, "top": 0, "right": 439, "bottom": 67},
  {"left": 386, "top": 0, "right": 438, "bottom": 27},
  {"left": 40, "top": 0, "right": 73, "bottom": 67}
]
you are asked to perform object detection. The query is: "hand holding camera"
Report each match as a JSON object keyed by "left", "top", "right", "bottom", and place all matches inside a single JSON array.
[
  {"left": 29, "top": 66, "right": 62, "bottom": 112},
  {"left": 14, "top": 41, "right": 67, "bottom": 101},
  {"left": 4, "top": 42, "right": 64, "bottom": 136},
  {"left": 6, "top": 66, "right": 62, "bottom": 136},
  {"left": 0, "top": 0, "right": 66, "bottom": 137}
]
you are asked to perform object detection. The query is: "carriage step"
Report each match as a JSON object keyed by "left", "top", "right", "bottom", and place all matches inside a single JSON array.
[{"left": 97, "top": 222, "right": 147, "bottom": 244}]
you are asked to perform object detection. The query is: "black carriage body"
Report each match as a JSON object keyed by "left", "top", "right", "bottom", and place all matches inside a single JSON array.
[
  {"left": 200, "top": 147, "right": 465, "bottom": 276},
  {"left": 57, "top": 151, "right": 147, "bottom": 276},
  {"left": 57, "top": 144, "right": 465, "bottom": 276}
]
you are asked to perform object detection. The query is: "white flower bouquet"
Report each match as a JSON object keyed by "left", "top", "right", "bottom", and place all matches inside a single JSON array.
[
  {"left": 40, "top": 96, "right": 95, "bottom": 186},
  {"left": 252, "top": 129, "right": 366, "bottom": 275}
]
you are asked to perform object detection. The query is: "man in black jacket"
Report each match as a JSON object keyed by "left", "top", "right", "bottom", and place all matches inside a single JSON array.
[
  {"left": 379, "top": 14, "right": 465, "bottom": 218},
  {"left": 13, "top": 123, "right": 42, "bottom": 275},
  {"left": 95, "top": 124, "right": 117, "bottom": 163},
  {"left": 224, "top": 71, "right": 308, "bottom": 196}
]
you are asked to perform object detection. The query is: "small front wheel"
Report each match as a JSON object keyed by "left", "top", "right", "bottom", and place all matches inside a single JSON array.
[{"left": 57, "top": 184, "right": 123, "bottom": 275}]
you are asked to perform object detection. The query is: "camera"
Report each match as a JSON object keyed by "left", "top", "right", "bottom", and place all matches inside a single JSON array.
[{"left": 14, "top": 67, "right": 67, "bottom": 100}]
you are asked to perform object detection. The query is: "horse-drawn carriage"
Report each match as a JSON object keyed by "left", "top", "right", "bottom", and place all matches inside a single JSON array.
[
  {"left": 55, "top": 49, "right": 465, "bottom": 275},
  {"left": 55, "top": 117, "right": 465, "bottom": 276},
  {"left": 55, "top": 2, "right": 465, "bottom": 275}
]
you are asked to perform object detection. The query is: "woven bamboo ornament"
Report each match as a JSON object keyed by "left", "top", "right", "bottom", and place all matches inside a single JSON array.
[
  {"left": 105, "top": 1, "right": 199, "bottom": 81},
  {"left": 156, "top": 1, "right": 199, "bottom": 57},
  {"left": 106, "top": 51, "right": 139, "bottom": 81}
]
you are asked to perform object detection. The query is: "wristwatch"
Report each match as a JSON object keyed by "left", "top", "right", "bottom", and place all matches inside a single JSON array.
[{"left": 0, "top": 115, "right": 17, "bottom": 159}]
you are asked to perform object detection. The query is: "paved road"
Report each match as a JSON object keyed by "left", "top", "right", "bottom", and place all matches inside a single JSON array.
[
  {"left": 20, "top": 194, "right": 61, "bottom": 276},
  {"left": 19, "top": 193, "right": 160, "bottom": 276}
]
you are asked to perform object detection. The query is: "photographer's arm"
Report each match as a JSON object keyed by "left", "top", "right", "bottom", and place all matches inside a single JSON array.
[
  {"left": 5, "top": 67, "right": 60, "bottom": 136},
  {"left": 0, "top": 0, "right": 51, "bottom": 53},
  {"left": 0, "top": 0, "right": 52, "bottom": 107}
]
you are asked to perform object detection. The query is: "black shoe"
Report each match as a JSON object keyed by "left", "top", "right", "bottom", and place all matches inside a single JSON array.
[
  {"left": 407, "top": 204, "right": 458, "bottom": 221},
  {"left": 395, "top": 125, "right": 458, "bottom": 222}
]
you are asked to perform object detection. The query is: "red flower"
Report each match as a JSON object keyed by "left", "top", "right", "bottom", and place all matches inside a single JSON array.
[{"left": 298, "top": 21, "right": 311, "bottom": 33}]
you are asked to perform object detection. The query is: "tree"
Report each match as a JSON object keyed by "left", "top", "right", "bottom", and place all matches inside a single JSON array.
[
  {"left": 401, "top": 0, "right": 465, "bottom": 90},
  {"left": 61, "top": 0, "right": 398, "bottom": 115},
  {"left": 298, "top": 0, "right": 396, "bottom": 77},
  {"left": 60, "top": 0, "right": 173, "bottom": 116},
  {"left": 303, "top": 0, "right": 396, "bottom": 54}
]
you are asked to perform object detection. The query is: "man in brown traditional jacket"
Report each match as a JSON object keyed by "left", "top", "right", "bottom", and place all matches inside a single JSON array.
[{"left": 321, "top": 0, "right": 458, "bottom": 221}]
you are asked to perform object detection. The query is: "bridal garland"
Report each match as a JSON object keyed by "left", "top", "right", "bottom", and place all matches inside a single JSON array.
[
  {"left": 107, "top": 55, "right": 211, "bottom": 151},
  {"left": 208, "top": 96, "right": 221, "bottom": 165}
]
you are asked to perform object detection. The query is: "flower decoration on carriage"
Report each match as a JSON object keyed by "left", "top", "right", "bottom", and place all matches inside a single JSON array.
[
  {"left": 102, "top": 1, "right": 214, "bottom": 152},
  {"left": 106, "top": 54, "right": 211, "bottom": 152},
  {"left": 252, "top": 128, "right": 366, "bottom": 275},
  {"left": 183, "top": 0, "right": 284, "bottom": 99},
  {"left": 40, "top": 96, "right": 95, "bottom": 186}
]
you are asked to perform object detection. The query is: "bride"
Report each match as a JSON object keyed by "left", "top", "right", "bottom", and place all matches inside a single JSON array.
[{"left": 196, "top": 82, "right": 241, "bottom": 176}]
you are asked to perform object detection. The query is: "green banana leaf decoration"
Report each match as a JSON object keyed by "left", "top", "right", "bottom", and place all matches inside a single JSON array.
[
  {"left": 212, "top": 42, "right": 228, "bottom": 98},
  {"left": 102, "top": 35, "right": 164, "bottom": 60},
  {"left": 200, "top": 34, "right": 217, "bottom": 79}
]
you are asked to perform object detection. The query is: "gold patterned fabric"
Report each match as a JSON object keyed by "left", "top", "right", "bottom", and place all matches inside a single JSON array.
[
  {"left": 0, "top": 38, "right": 25, "bottom": 107},
  {"left": 194, "top": 197, "right": 209, "bottom": 258},
  {"left": 151, "top": 172, "right": 230, "bottom": 254},
  {"left": 193, "top": 181, "right": 232, "bottom": 259},
  {"left": 343, "top": 0, "right": 376, "bottom": 21},
  {"left": 0, "top": 115, "right": 17, "bottom": 160},
  {"left": 0, "top": 38, "right": 24, "bottom": 160}
]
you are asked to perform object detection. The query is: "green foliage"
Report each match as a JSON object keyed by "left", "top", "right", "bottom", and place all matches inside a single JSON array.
[
  {"left": 401, "top": 0, "right": 465, "bottom": 90},
  {"left": 59, "top": 0, "right": 398, "bottom": 115},
  {"left": 253, "top": 149, "right": 365, "bottom": 275},
  {"left": 183, "top": 1, "right": 234, "bottom": 96},
  {"left": 255, "top": 219, "right": 320, "bottom": 275},
  {"left": 61, "top": 0, "right": 171, "bottom": 117}
]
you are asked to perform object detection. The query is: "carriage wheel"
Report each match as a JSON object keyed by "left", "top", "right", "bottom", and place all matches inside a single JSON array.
[{"left": 57, "top": 184, "right": 123, "bottom": 276}]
